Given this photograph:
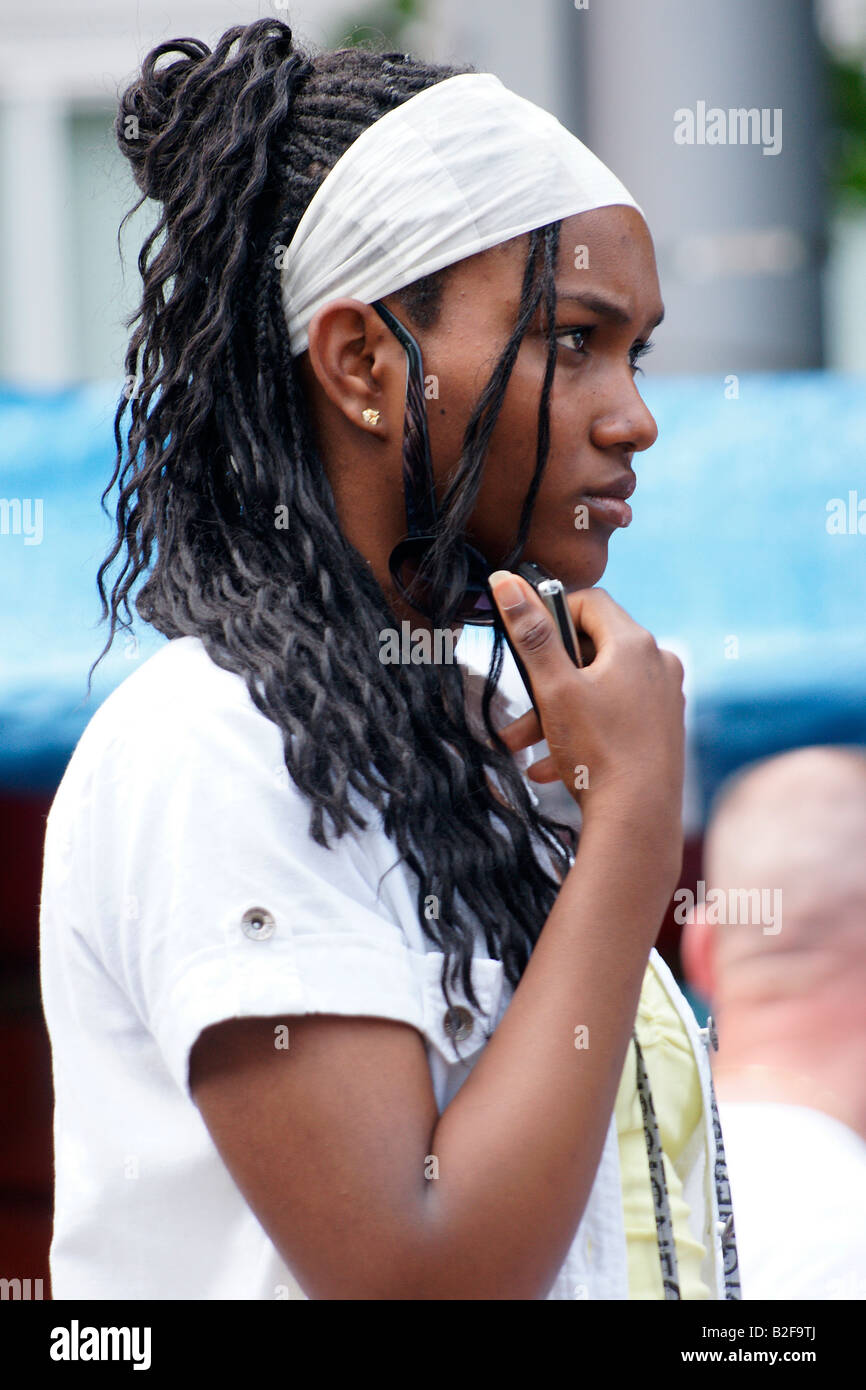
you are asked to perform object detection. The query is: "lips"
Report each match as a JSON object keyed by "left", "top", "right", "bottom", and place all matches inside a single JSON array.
[{"left": 578, "top": 472, "right": 636, "bottom": 528}]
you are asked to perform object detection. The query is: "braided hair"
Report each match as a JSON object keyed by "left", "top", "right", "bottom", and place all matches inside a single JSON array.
[{"left": 92, "top": 18, "right": 575, "bottom": 1027}]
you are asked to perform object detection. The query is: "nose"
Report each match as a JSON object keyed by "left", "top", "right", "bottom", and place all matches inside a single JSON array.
[{"left": 590, "top": 380, "right": 658, "bottom": 455}]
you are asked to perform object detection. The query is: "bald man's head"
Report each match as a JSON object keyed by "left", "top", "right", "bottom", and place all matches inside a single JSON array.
[{"left": 702, "top": 746, "right": 866, "bottom": 974}]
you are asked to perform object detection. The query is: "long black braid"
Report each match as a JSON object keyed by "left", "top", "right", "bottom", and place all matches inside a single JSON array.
[{"left": 91, "top": 19, "right": 576, "bottom": 1029}]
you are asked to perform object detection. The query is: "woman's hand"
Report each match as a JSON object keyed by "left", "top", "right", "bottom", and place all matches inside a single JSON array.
[{"left": 489, "top": 572, "right": 685, "bottom": 836}]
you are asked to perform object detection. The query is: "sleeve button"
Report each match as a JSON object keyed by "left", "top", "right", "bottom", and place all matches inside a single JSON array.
[
  {"left": 443, "top": 1005, "right": 474, "bottom": 1042},
  {"left": 241, "top": 907, "right": 276, "bottom": 941}
]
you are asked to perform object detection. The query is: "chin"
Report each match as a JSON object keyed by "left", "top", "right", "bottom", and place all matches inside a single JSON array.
[
  {"left": 538, "top": 535, "right": 609, "bottom": 592},
  {"left": 517, "top": 520, "right": 612, "bottom": 590}
]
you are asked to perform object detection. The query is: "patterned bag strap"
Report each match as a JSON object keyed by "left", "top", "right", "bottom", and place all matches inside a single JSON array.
[
  {"left": 633, "top": 1014, "right": 743, "bottom": 1301},
  {"left": 632, "top": 1028, "right": 681, "bottom": 1299},
  {"left": 701, "top": 1015, "right": 742, "bottom": 1299}
]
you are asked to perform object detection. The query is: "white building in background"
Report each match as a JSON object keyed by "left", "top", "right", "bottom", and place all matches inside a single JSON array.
[
  {"left": 0, "top": 0, "right": 360, "bottom": 384},
  {"left": 0, "top": 0, "right": 864, "bottom": 383}
]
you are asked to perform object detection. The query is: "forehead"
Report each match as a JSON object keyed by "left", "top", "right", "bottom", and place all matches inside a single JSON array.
[
  {"left": 440, "top": 205, "right": 659, "bottom": 319},
  {"left": 559, "top": 206, "right": 655, "bottom": 273}
]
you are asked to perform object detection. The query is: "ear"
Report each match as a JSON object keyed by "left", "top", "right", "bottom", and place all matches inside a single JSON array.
[
  {"left": 304, "top": 298, "right": 398, "bottom": 437},
  {"left": 679, "top": 903, "right": 716, "bottom": 1004}
]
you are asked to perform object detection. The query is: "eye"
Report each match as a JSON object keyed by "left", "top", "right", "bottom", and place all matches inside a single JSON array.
[
  {"left": 630, "top": 339, "right": 655, "bottom": 376},
  {"left": 555, "top": 326, "right": 592, "bottom": 356},
  {"left": 554, "top": 327, "right": 655, "bottom": 376}
]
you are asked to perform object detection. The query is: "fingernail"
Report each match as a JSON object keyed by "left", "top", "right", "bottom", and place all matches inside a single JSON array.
[{"left": 488, "top": 570, "right": 524, "bottom": 610}]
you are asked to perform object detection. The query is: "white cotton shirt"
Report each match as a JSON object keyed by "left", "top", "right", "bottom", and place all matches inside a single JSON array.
[
  {"left": 40, "top": 631, "right": 729, "bottom": 1300},
  {"left": 716, "top": 1100, "right": 866, "bottom": 1300}
]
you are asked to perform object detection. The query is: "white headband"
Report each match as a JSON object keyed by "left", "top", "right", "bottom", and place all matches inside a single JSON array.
[{"left": 280, "top": 71, "right": 644, "bottom": 356}]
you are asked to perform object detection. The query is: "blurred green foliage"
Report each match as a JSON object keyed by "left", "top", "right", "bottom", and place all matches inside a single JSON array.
[
  {"left": 826, "top": 52, "right": 866, "bottom": 204},
  {"left": 328, "top": 0, "right": 426, "bottom": 52}
]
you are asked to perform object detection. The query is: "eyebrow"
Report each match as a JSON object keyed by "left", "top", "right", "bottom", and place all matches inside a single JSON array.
[{"left": 555, "top": 291, "right": 665, "bottom": 333}]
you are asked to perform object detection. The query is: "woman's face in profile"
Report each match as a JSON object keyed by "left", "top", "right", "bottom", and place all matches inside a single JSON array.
[{"left": 403, "top": 205, "right": 665, "bottom": 594}]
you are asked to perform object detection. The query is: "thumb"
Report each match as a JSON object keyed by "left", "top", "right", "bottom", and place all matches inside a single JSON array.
[{"left": 487, "top": 570, "right": 574, "bottom": 692}]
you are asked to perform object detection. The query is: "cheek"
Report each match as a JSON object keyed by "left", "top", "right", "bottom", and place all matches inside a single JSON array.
[
  {"left": 522, "top": 385, "right": 614, "bottom": 585},
  {"left": 424, "top": 362, "right": 489, "bottom": 484},
  {"left": 429, "top": 345, "right": 599, "bottom": 572},
  {"left": 464, "top": 397, "right": 540, "bottom": 555},
  {"left": 453, "top": 371, "right": 536, "bottom": 539},
  {"left": 426, "top": 348, "right": 536, "bottom": 528},
  {"left": 469, "top": 374, "right": 610, "bottom": 583},
  {"left": 471, "top": 371, "right": 583, "bottom": 524}
]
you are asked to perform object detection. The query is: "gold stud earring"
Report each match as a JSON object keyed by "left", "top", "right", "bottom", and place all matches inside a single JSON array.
[{"left": 362, "top": 408, "right": 381, "bottom": 426}]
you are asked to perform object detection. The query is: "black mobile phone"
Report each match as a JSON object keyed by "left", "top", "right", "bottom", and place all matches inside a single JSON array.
[{"left": 490, "top": 561, "right": 594, "bottom": 714}]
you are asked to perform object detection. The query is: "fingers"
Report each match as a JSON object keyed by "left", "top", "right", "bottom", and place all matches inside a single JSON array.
[
  {"left": 564, "top": 586, "right": 640, "bottom": 655},
  {"left": 525, "top": 755, "right": 561, "bottom": 784},
  {"left": 496, "top": 706, "right": 543, "bottom": 752}
]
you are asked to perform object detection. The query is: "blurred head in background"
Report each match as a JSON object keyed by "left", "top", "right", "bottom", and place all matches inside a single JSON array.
[{"left": 681, "top": 745, "right": 866, "bottom": 1142}]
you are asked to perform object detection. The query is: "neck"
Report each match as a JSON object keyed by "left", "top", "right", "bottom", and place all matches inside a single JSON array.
[{"left": 712, "top": 977, "right": 866, "bottom": 1144}]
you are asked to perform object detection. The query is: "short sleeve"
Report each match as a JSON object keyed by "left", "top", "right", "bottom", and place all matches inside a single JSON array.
[{"left": 85, "top": 650, "right": 426, "bottom": 1099}]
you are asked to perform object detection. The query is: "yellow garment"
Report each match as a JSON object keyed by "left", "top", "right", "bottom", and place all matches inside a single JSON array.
[{"left": 614, "top": 957, "right": 713, "bottom": 1299}]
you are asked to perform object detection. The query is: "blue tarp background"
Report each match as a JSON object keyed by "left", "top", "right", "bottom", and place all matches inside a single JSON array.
[{"left": 2, "top": 372, "right": 865, "bottom": 808}]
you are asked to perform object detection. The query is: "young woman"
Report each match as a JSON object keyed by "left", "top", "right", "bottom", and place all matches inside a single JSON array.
[{"left": 39, "top": 19, "right": 740, "bottom": 1300}]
